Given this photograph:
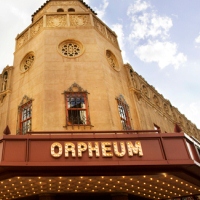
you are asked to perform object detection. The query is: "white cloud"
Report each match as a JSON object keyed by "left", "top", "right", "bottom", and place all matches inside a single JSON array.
[
  {"left": 127, "top": 0, "right": 186, "bottom": 69},
  {"left": 111, "top": 23, "right": 129, "bottom": 62},
  {"left": 127, "top": 0, "right": 150, "bottom": 15},
  {"left": 128, "top": 8, "right": 172, "bottom": 41},
  {"left": 180, "top": 102, "right": 200, "bottom": 129},
  {"left": 134, "top": 40, "right": 187, "bottom": 69},
  {"left": 94, "top": 0, "right": 109, "bottom": 19},
  {"left": 195, "top": 34, "right": 200, "bottom": 47}
]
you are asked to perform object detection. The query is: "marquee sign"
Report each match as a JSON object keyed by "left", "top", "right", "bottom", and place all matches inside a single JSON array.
[{"left": 51, "top": 141, "right": 143, "bottom": 158}]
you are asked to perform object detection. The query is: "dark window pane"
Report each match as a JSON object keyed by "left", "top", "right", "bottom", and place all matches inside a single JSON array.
[{"left": 66, "top": 92, "right": 89, "bottom": 126}]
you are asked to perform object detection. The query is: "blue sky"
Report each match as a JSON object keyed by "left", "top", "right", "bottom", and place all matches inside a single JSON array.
[{"left": 0, "top": 0, "right": 200, "bottom": 129}]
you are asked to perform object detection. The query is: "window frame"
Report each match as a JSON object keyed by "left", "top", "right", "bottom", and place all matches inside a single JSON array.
[
  {"left": 18, "top": 100, "right": 32, "bottom": 135},
  {"left": 116, "top": 95, "right": 132, "bottom": 130},
  {"left": 65, "top": 91, "right": 91, "bottom": 126}
]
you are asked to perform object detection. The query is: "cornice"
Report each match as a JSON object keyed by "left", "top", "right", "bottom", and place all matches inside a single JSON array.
[
  {"left": 125, "top": 63, "right": 200, "bottom": 139},
  {"left": 31, "top": 0, "right": 97, "bottom": 22}
]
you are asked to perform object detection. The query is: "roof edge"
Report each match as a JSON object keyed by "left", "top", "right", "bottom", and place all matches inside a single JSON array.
[{"left": 31, "top": 0, "right": 97, "bottom": 21}]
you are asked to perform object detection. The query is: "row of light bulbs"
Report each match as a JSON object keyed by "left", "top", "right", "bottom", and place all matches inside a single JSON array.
[{"left": 0, "top": 175, "right": 199, "bottom": 200}]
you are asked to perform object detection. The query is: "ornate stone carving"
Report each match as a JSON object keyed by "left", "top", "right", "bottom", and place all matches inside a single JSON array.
[
  {"left": 135, "top": 91, "right": 142, "bottom": 101},
  {"left": 153, "top": 95, "right": 160, "bottom": 107},
  {"left": 53, "top": 1, "right": 79, "bottom": 6},
  {"left": 65, "top": 83, "right": 87, "bottom": 93},
  {"left": 30, "top": 18, "right": 43, "bottom": 38},
  {"left": 116, "top": 94, "right": 129, "bottom": 105},
  {"left": 106, "top": 50, "right": 120, "bottom": 71},
  {"left": 93, "top": 17, "right": 106, "bottom": 35},
  {"left": 70, "top": 15, "right": 90, "bottom": 26},
  {"left": 58, "top": 40, "right": 83, "bottom": 58},
  {"left": 185, "top": 122, "right": 191, "bottom": 133},
  {"left": 106, "top": 29, "right": 118, "bottom": 46},
  {"left": 141, "top": 85, "right": 148, "bottom": 97},
  {"left": 20, "top": 52, "right": 35, "bottom": 72},
  {"left": 19, "top": 95, "right": 33, "bottom": 107},
  {"left": 1, "top": 71, "right": 8, "bottom": 92},
  {"left": 17, "top": 31, "right": 29, "bottom": 49},
  {"left": 163, "top": 103, "right": 169, "bottom": 114},
  {"left": 47, "top": 15, "right": 66, "bottom": 27},
  {"left": 179, "top": 116, "right": 183, "bottom": 125},
  {"left": 33, "top": 1, "right": 89, "bottom": 22}
]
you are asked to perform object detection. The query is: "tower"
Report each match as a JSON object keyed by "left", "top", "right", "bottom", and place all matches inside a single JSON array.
[{"left": 0, "top": 1, "right": 200, "bottom": 200}]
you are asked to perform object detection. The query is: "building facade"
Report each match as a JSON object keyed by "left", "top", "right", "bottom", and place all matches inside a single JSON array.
[{"left": 0, "top": 0, "right": 200, "bottom": 200}]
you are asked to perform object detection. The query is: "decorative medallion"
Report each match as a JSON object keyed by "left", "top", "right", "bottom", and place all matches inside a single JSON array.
[
  {"left": 20, "top": 52, "right": 35, "bottom": 72},
  {"left": 106, "top": 50, "right": 120, "bottom": 71},
  {"left": 58, "top": 40, "right": 84, "bottom": 58}
]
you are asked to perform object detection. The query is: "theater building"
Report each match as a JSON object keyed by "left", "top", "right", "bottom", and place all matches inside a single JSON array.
[{"left": 0, "top": 0, "right": 200, "bottom": 199}]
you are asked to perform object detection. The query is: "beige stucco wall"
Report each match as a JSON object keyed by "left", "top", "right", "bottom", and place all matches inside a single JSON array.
[
  {"left": 1, "top": 22, "right": 136, "bottom": 134},
  {"left": 0, "top": 0, "right": 199, "bottom": 141}
]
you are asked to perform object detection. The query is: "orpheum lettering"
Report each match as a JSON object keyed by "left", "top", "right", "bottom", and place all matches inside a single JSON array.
[{"left": 51, "top": 141, "right": 143, "bottom": 158}]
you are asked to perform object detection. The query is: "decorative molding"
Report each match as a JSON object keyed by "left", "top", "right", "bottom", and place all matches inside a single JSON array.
[
  {"left": 17, "top": 31, "right": 29, "bottom": 49},
  {"left": 116, "top": 94, "right": 129, "bottom": 107},
  {"left": 106, "top": 28, "right": 118, "bottom": 47},
  {"left": 153, "top": 95, "right": 160, "bottom": 107},
  {"left": 106, "top": 50, "right": 120, "bottom": 71},
  {"left": 32, "top": 1, "right": 96, "bottom": 23},
  {"left": 30, "top": 18, "right": 43, "bottom": 38},
  {"left": 0, "top": 66, "right": 13, "bottom": 98},
  {"left": 19, "top": 95, "right": 33, "bottom": 108},
  {"left": 93, "top": 17, "right": 106, "bottom": 35},
  {"left": 47, "top": 15, "right": 66, "bottom": 27},
  {"left": 70, "top": 15, "right": 90, "bottom": 26},
  {"left": 141, "top": 85, "right": 149, "bottom": 98},
  {"left": 125, "top": 63, "right": 200, "bottom": 140},
  {"left": 65, "top": 83, "right": 87, "bottom": 93},
  {"left": 20, "top": 52, "right": 35, "bottom": 72}
]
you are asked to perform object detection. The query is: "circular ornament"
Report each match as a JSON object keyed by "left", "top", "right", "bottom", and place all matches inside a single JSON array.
[
  {"left": 20, "top": 52, "right": 35, "bottom": 72},
  {"left": 106, "top": 50, "right": 120, "bottom": 71},
  {"left": 58, "top": 40, "right": 84, "bottom": 58}
]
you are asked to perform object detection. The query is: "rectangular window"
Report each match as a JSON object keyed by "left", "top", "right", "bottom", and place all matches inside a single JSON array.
[
  {"left": 19, "top": 101, "right": 32, "bottom": 135},
  {"left": 117, "top": 97, "right": 131, "bottom": 130},
  {"left": 65, "top": 92, "right": 90, "bottom": 126}
]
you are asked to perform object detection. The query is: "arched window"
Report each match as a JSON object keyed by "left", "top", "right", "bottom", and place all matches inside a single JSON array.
[
  {"left": 57, "top": 8, "right": 64, "bottom": 12},
  {"left": 68, "top": 8, "right": 75, "bottom": 12},
  {"left": 116, "top": 95, "right": 132, "bottom": 130}
]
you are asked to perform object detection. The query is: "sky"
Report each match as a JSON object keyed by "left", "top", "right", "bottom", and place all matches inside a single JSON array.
[{"left": 0, "top": 0, "right": 200, "bottom": 129}]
